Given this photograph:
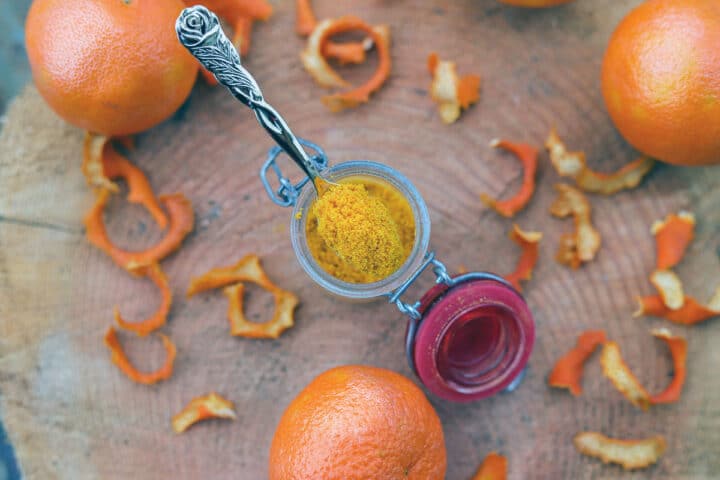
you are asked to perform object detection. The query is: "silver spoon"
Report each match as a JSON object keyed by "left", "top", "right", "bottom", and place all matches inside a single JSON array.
[{"left": 175, "top": 5, "right": 331, "bottom": 194}]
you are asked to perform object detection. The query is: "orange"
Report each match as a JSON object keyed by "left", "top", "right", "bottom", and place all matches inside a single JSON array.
[
  {"left": 602, "top": 0, "right": 720, "bottom": 166},
  {"left": 498, "top": 0, "right": 575, "bottom": 7},
  {"left": 269, "top": 365, "right": 446, "bottom": 480},
  {"left": 25, "top": 0, "right": 198, "bottom": 136}
]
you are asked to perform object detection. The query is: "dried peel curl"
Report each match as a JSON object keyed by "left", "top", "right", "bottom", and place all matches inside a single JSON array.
[
  {"left": 301, "top": 16, "right": 391, "bottom": 112},
  {"left": 634, "top": 287, "right": 720, "bottom": 325},
  {"left": 114, "top": 263, "right": 172, "bottom": 336},
  {"left": 574, "top": 432, "right": 666, "bottom": 470},
  {"left": 187, "top": 254, "right": 272, "bottom": 296},
  {"left": 104, "top": 326, "right": 176, "bottom": 385},
  {"left": 649, "top": 328, "right": 687, "bottom": 404},
  {"left": 82, "top": 133, "right": 168, "bottom": 229},
  {"left": 84, "top": 190, "right": 194, "bottom": 272},
  {"left": 545, "top": 128, "right": 654, "bottom": 194},
  {"left": 600, "top": 341, "right": 651, "bottom": 410},
  {"left": 548, "top": 330, "right": 606, "bottom": 396},
  {"left": 296, "top": 0, "right": 369, "bottom": 64},
  {"left": 224, "top": 283, "right": 298, "bottom": 339},
  {"left": 480, "top": 140, "right": 538, "bottom": 218},
  {"left": 427, "top": 52, "right": 481, "bottom": 124},
  {"left": 504, "top": 224, "right": 542, "bottom": 292},
  {"left": 650, "top": 269, "right": 685, "bottom": 310},
  {"left": 172, "top": 392, "right": 237, "bottom": 433},
  {"left": 550, "top": 184, "right": 600, "bottom": 268},
  {"left": 470, "top": 452, "right": 507, "bottom": 480},
  {"left": 652, "top": 211, "right": 695, "bottom": 270}
]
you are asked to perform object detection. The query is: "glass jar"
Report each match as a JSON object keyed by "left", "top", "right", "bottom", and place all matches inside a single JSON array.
[{"left": 261, "top": 140, "right": 535, "bottom": 402}]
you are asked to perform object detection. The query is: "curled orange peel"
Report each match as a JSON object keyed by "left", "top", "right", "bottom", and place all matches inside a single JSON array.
[
  {"left": 650, "top": 328, "right": 687, "bottom": 404},
  {"left": 427, "top": 52, "right": 481, "bottom": 124},
  {"left": 301, "top": 17, "right": 391, "bottom": 112},
  {"left": 548, "top": 330, "right": 606, "bottom": 396},
  {"left": 224, "top": 283, "right": 298, "bottom": 339},
  {"left": 649, "top": 269, "right": 684, "bottom": 310},
  {"left": 114, "top": 263, "right": 172, "bottom": 337},
  {"left": 104, "top": 326, "right": 176, "bottom": 385},
  {"left": 634, "top": 287, "right": 720, "bottom": 325},
  {"left": 480, "top": 140, "right": 538, "bottom": 218},
  {"left": 470, "top": 451, "right": 507, "bottom": 480},
  {"left": 574, "top": 432, "right": 666, "bottom": 470},
  {"left": 296, "top": 0, "right": 368, "bottom": 64},
  {"left": 504, "top": 224, "right": 542, "bottom": 292},
  {"left": 600, "top": 341, "right": 651, "bottom": 410},
  {"left": 172, "top": 392, "right": 237, "bottom": 433},
  {"left": 652, "top": 211, "right": 695, "bottom": 270},
  {"left": 545, "top": 128, "right": 654, "bottom": 194},
  {"left": 550, "top": 184, "right": 600, "bottom": 268},
  {"left": 84, "top": 190, "right": 194, "bottom": 272},
  {"left": 187, "top": 254, "right": 272, "bottom": 296}
]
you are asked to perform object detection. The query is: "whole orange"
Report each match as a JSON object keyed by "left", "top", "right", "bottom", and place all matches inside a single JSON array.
[
  {"left": 25, "top": 0, "right": 198, "bottom": 136},
  {"left": 602, "top": 0, "right": 720, "bottom": 166},
  {"left": 269, "top": 365, "right": 446, "bottom": 480},
  {"left": 498, "top": 0, "right": 575, "bottom": 7}
]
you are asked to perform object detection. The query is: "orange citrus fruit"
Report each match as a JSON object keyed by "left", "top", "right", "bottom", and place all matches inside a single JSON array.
[
  {"left": 602, "top": 0, "right": 720, "bottom": 166},
  {"left": 25, "top": 0, "right": 198, "bottom": 136},
  {"left": 269, "top": 365, "right": 447, "bottom": 480}
]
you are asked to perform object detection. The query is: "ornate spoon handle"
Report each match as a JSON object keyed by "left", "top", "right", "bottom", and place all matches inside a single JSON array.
[{"left": 176, "top": 6, "right": 322, "bottom": 183}]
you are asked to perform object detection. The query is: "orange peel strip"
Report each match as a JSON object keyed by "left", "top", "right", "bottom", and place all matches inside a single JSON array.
[
  {"left": 649, "top": 269, "right": 685, "bottom": 310},
  {"left": 187, "top": 254, "right": 273, "bottom": 296},
  {"left": 480, "top": 140, "right": 538, "bottom": 218},
  {"left": 545, "top": 128, "right": 654, "bottom": 194},
  {"left": 574, "top": 432, "right": 666, "bottom": 470},
  {"left": 427, "top": 52, "right": 481, "bottom": 124},
  {"left": 634, "top": 286, "right": 720, "bottom": 325},
  {"left": 652, "top": 211, "right": 695, "bottom": 270},
  {"left": 600, "top": 341, "right": 651, "bottom": 410},
  {"left": 172, "top": 392, "right": 237, "bottom": 433},
  {"left": 301, "top": 17, "right": 391, "bottom": 112},
  {"left": 223, "top": 283, "right": 299, "bottom": 339},
  {"left": 103, "top": 326, "right": 176, "bottom": 385},
  {"left": 296, "top": 0, "right": 367, "bottom": 64},
  {"left": 504, "top": 224, "right": 542, "bottom": 292},
  {"left": 650, "top": 328, "right": 687, "bottom": 404},
  {"left": 470, "top": 452, "right": 507, "bottom": 480},
  {"left": 550, "top": 184, "right": 600, "bottom": 268},
  {"left": 114, "top": 263, "right": 172, "bottom": 336},
  {"left": 548, "top": 330, "right": 606, "bottom": 396},
  {"left": 102, "top": 145, "right": 168, "bottom": 230},
  {"left": 82, "top": 133, "right": 118, "bottom": 192},
  {"left": 84, "top": 190, "right": 194, "bottom": 272}
]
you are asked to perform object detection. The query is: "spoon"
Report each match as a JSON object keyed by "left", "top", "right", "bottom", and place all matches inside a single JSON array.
[{"left": 175, "top": 5, "right": 332, "bottom": 195}]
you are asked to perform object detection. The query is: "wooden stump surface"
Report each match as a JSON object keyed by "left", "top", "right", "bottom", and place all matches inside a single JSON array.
[{"left": 1, "top": 0, "right": 719, "bottom": 478}]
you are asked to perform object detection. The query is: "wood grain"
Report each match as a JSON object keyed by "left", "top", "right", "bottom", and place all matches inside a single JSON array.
[{"left": 1, "top": 0, "right": 719, "bottom": 478}]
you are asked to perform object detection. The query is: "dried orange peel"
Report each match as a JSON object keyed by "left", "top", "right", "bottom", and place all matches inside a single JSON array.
[
  {"left": 296, "top": 0, "right": 368, "bottom": 64},
  {"left": 550, "top": 184, "right": 600, "bottom": 268},
  {"left": 548, "top": 330, "right": 606, "bottom": 396},
  {"left": 187, "top": 254, "right": 273, "bottom": 296},
  {"left": 504, "top": 224, "right": 542, "bottom": 292},
  {"left": 172, "top": 392, "right": 237, "bottom": 433},
  {"left": 82, "top": 133, "right": 118, "bottom": 193},
  {"left": 480, "top": 140, "right": 538, "bottom": 218},
  {"left": 114, "top": 263, "right": 172, "bottom": 336},
  {"left": 470, "top": 452, "right": 507, "bottom": 480},
  {"left": 649, "top": 269, "right": 685, "bottom": 310},
  {"left": 574, "top": 432, "right": 666, "bottom": 470},
  {"left": 635, "top": 287, "right": 720, "bottom": 325},
  {"left": 224, "top": 283, "right": 298, "bottom": 339},
  {"left": 600, "top": 341, "right": 652, "bottom": 410},
  {"left": 301, "top": 17, "right": 391, "bottom": 112},
  {"left": 545, "top": 128, "right": 654, "bottom": 194},
  {"left": 650, "top": 328, "right": 687, "bottom": 404},
  {"left": 84, "top": 190, "right": 194, "bottom": 272},
  {"left": 427, "top": 52, "right": 481, "bottom": 124},
  {"left": 652, "top": 211, "right": 695, "bottom": 270},
  {"left": 104, "top": 326, "right": 176, "bottom": 385}
]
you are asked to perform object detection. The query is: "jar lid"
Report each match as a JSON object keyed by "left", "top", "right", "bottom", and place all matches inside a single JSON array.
[{"left": 407, "top": 272, "right": 535, "bottom": 402}]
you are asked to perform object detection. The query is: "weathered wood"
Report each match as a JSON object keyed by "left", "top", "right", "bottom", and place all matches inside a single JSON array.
[{"left": 1, "top": 1, "right": 719, "bottom": 478}]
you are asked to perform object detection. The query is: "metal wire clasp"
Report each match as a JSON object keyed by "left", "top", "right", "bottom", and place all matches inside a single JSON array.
[{"left": 259, "top": 139, "right": 328, "bottom": 207}]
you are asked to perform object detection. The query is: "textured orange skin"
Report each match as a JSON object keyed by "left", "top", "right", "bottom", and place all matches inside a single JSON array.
[
  {"left": 269, "top": 365, "right": 447, "bottom": 480},
  {"left": 602, "top": 0, "right": 720, "bottom": 166},
  {"left": 499, "top": 0, "right": 575, "bottom": 7},
  {"left": 25, "top": 0, "right": 198, "bottom": 136}
]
